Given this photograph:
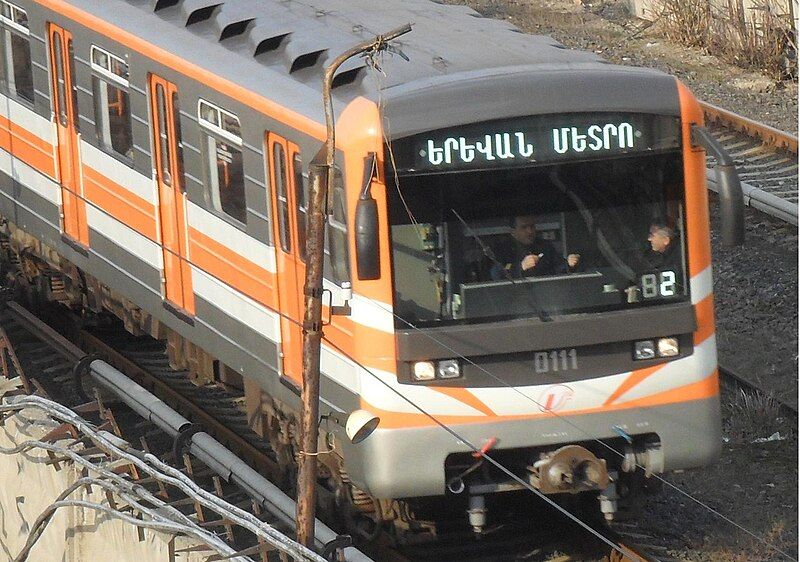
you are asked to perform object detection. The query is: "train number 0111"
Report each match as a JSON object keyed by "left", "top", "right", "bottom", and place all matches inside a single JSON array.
[{"left": 534, "top": 348, "right": 578, "bottom": 373}]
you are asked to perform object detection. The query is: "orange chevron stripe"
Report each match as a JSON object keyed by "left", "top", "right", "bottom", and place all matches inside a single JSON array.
[
  {"left": 429, "top": 387, "right": 495, "bottom": 417},
  {"left": 694, "top": 294, "right": 715, "bottom": 345},
  {"left": 613, "top": 370, "right": 718, "bottom": 409},
  {"left": 365, "top": 372, "right": 719, "bottom": 429},
  {"left": 603, "top": 363, "right": 665, "bottom": 406}
]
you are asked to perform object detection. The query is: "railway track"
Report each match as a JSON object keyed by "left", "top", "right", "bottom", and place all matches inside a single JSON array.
[
  {"left": 719, "top": 365, "right": 798, "bottom": 417},
  {"left": 0, "top": 299, "right": 328, "bottom": 562},
  {"left": 699, "top": 100, "right": 798, "bottom": 225},
  {"left": 697, "top": 102, "right": 798, "bottom": 416},
  {"left": 0, "top": 298, "right": 674, "bottom": 561}
]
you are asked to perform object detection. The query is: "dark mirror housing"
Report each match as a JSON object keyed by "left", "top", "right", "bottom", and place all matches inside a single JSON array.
[
  {"left": 691, "top": 125, "right": 745, "bottom": 247},
  {"left": 356, "top": 153, "right": 380, "bottom": 280}
]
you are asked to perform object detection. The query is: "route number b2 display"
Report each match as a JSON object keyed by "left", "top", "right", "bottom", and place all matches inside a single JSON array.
[{"left": 641, "top": 270, "right": 676, "bottom": 298}]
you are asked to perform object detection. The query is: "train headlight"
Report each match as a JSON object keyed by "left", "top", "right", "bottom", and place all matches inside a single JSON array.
[
  {"left": 437, "top": 359, "right": 461, "bottom": 379},
  {"left": 657, "top": 337, "right": 679, "bottom": 357},
  {"left": 634, "top": 340, "right": 656, "bottom": 360},
  {"left": 412, "top": 361, "right": 436, "bottom": 381}
]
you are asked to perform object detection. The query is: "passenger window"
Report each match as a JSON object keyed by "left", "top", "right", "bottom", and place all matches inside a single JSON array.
[
  {"left": 273, "top": 142, "right": 291, "bottom": 252},
  {"left": 199, "top": 99, "right": 246, "bottom": 224},
  {"left": 0, "top": 1, "right": 33, "bottom": 103},
  {"left": 292, "top": 152, "right": 307, "bottom": 261},
  {"left": 52, "top": 33, "right": 66, "bottom": 124},
  {"left": 91, "top": 46, "right": 132, "bottom": 159},
  {"left": 155, "top": 84, "right": 171, "bottom": 184},
  {"left": 326, "top": 169, "right": 350, "bottom": 284},
  {"left": 172, "top": 92, "right": 185, "bottom": 190}
]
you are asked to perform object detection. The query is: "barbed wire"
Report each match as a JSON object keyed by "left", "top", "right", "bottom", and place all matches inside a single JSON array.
[{"left": 0, "top": 393, "right": 326, "bottom": 562}]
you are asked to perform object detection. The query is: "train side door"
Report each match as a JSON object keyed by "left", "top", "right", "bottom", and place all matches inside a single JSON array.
[
  {"left": 266, "top": 133, "right": 306, "bottom": 387},
  {"left": 148, "top": 74, "right": 194, "bottom": 315},
  {"left": 47, "top": 23, "right": 87, "bottom": 245}
]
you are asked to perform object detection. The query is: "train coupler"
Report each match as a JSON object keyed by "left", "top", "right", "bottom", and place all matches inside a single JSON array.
[{"left": 527, "top": 445, "right": 610, "bottom": 494}]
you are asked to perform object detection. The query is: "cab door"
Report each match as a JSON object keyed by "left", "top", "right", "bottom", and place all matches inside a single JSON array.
[
  {"left": 148, "top": 74, "right": 194, "bottom": 315},
  {"left": 47, "top": 23, "right": 87, "bottom": 245},
  {"left": 267, "top": 133, "right": 306, "bottom": 386}
]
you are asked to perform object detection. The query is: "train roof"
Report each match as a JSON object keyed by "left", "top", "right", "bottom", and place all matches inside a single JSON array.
[{"left": 86, "top": 0, "right": 681, "bottom": 138}]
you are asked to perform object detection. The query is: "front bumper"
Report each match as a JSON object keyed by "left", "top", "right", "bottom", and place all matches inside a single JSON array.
[{"left": 340, "top": 396, "right": 721, "bottom": 498}]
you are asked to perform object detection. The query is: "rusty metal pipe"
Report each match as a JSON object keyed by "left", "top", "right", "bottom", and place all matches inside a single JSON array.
[
  {"left": 296, "top": 22, "right": 412, "bottom": 548},
  {"left": 89, "top": 359, "right": 374, "bottom": 561}
]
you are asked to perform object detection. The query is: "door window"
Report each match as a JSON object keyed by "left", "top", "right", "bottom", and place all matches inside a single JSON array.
[{"left": 199, "top": 99, "right": 246, "bottom": 224}]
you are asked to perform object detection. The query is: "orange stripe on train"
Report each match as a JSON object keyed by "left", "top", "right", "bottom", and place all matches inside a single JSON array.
[
  {"left": 82, "top": 166, "right": 158, "bottom": 240},
  {"left": 677, "top": 80, "right": 712, "bottom": 279},
  {"left": 189, "top": 226, "right": 278, "bottom": 310},
  {"left": 0, "top": 116, "right": 57, "bottom": 179},
  {"left": 365, "top": 372, "right": 719, "bottom": 429},
  {"left": 693, "top": 294, "right": 715, "bottom": 345}
]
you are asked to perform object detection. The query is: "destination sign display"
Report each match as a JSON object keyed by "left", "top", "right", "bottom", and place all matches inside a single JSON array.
[{"left": 392, "top": 113, "right": 682, "bottom": 174}]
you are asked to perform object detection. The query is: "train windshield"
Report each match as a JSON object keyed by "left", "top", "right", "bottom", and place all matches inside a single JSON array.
[{"left": 388, "top": 151, "right": 689, "bottom": 327}]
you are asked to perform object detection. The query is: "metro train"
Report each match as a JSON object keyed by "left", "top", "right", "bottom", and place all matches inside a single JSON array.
[{"left": 0, "top": 0, "right": 743, "bottom": 539}]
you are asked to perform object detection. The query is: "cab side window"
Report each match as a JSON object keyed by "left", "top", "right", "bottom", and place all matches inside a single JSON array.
[
  {"left": 91, "top": 46, "right": 133, "bottom": 159},
  {"left": 291, "top": 151, "right": 308, "bottom": 261},
  {"left": 199, "top": 99, "right": 246, "bottom": 224},
  {"left": 326, "top": 169, "right": 350, "bottom": 284},
  {"left": 0, "top": 1, "right": 33, "bottom": 103}
]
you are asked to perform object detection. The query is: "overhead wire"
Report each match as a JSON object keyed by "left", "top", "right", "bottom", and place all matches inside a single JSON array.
[{"left": 14, "top": 477, "right": 245, "bottom": 562}]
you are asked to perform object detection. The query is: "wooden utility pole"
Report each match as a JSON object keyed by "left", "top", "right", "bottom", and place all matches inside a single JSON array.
[{"left": 295, "top": 23, "right": 412, "bottom": 549}]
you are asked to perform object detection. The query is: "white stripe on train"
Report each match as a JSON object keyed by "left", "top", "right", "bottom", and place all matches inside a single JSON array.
[
  {"left": 0, "top": 93, "right": 54, "bottom": 144},
  {"left": 81, "top": 141, "right": 155, "bottom": 204}
]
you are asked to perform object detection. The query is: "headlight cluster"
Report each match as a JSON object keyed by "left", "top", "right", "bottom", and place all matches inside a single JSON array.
[
  {"left": 634, "top": 337, "right": 679, "bottom": 360},
  {"left": 412, "top": 359, "right": 462, "bottom": 381}
]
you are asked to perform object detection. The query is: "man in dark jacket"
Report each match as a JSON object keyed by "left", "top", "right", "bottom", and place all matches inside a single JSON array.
[
  {"left": 490, "top": 215, "right": 580, "bottom": 280},
  {"left": 642, "top": 221, "right": 681, "bottom": 272}
]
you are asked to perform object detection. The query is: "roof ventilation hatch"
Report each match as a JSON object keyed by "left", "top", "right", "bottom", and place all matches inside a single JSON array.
[
  {"left": 220, "top": 18, "right": 254, "bottom": 41},
  {"left": 254, "top": 33, "right": 289, "bottom": 57},
  {"left": 290, "top": 50, "right": 326, "bottom": 73},
  {"left": 186, "top": 3, "right": 220, "bottom": 26},
  {"left": 153, "top": 0, "right": 180, "bottom": 10}
]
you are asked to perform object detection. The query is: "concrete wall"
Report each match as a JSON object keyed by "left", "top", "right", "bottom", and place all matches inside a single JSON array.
[
  {"left": 0, "top": 408, "right": 208, "bottom": 562},
  {"left": 628, "top": 0, "right": 797, "bottom": 26}
]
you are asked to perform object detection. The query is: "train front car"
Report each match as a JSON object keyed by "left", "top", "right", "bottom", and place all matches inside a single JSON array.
[{"left": 337, "top": 61, "right": 732, "bottom": 534}]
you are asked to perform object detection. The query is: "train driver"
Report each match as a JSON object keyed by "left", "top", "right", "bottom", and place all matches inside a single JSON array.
[
  {"left": 490, "top": 214, "right": 581, "bottom": 280},
  {"left": 642, "top": 220, "right": 681, "bottom": 272}
]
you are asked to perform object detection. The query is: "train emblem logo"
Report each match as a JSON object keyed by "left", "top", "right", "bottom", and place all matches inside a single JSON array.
[{"left": 538, "top": 385, "right": 574, "bottom": 412}]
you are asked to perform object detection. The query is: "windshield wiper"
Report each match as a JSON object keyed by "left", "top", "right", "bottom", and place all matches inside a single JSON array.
[{"left": 450, "top": 208, "right": 551, "bottom": 322}]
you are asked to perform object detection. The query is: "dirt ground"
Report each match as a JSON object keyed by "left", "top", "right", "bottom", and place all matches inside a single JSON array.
[{"left": 440, "top": 1, "right": 799, "bottom": 560}]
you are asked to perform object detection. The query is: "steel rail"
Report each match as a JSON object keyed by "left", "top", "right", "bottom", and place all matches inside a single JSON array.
[
  {"left": 699, "top": 100, "right": 798, "bottom": 154},
  {"left": 719, "top": 364, "right": 798, "bottom": 416},
  {"left": 77, "top": 329, "right": 285, "bottom": 482},
  {"left": 3, "top": 301, "right": 284, "bottom": 480}
]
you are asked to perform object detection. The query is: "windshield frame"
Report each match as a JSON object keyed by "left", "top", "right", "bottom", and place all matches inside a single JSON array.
[{"left": 387, "top": 148, "right": 690, "bottom": 328}]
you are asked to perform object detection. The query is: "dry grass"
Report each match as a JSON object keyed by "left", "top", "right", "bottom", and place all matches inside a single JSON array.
[
  {"left": 705, "top": 521, "right": 795, "bottom": 562},
  {"left": 723, "top": 386, "right": 790, "bottom": 443},
  {"left": 658, "top": 0, "right": 714, "bottom": 47},
  {"left": 656, "top": 0, "right": 796, "bottom": 79}
]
